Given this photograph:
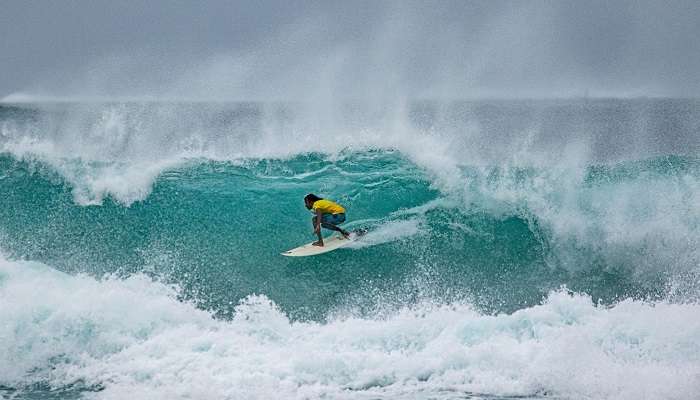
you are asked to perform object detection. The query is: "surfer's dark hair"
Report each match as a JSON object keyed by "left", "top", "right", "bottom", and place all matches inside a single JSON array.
[{"left": 304, "top": 193, "right": 323, "bottom": 203}]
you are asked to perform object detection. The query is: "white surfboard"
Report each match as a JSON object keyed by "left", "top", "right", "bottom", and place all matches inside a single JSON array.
[
  {"left": 281, "top": 235, "right": 351, "bottom": 257},
  {"left": 281, "top": 230, "right": 365, "bottom": 257}
]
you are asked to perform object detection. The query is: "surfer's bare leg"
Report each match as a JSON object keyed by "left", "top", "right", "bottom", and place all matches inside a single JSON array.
[{"left": 321, "top": 222, "right": 350, "bottom": 239}]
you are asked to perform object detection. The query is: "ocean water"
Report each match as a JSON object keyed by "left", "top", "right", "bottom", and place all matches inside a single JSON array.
[{"left": 0, "top": 99, "right": 699, "bottom": 399}]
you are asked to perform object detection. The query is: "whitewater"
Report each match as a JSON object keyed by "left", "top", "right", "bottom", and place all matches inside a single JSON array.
[{"left": 1, "top": 99, "right": 700, "bottom": 399}]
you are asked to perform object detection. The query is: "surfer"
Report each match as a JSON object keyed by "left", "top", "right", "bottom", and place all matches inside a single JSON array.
[{"left": 304, "top": 193, "right": 350, "bottom": 246}]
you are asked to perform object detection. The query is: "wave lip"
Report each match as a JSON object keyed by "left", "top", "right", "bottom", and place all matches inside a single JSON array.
[
  {"left": 2, "top": 257, "right": 699, "bottom": 400},
  {"left": 3, "top": 99, "right": 698, "bottom": 205}
]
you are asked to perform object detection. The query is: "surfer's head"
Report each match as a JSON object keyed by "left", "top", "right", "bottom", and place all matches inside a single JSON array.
[{"left": 304, "top": 193, "right": 322, "bottom": 209}]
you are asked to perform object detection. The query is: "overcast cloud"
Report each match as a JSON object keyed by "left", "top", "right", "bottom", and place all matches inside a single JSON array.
[{"left": 2, "top": 0, "right": 700, "bottom": 101}]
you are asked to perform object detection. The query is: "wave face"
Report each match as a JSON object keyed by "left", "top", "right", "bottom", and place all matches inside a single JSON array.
[{"left": 1, "top": 99, "right": 699, "bottom": 399}]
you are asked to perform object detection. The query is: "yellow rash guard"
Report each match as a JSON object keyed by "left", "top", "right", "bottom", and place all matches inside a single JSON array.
[{"left": 312, "top": 199, "right": 345, "bottom": 214}]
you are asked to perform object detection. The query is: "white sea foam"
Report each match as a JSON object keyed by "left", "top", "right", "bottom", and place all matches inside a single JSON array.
[{"left": 1, "top": 256, "right": 699, "bottom": 400}]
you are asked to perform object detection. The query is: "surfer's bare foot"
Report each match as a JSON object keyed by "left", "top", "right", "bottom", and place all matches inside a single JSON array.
[
  {"left": 341, "top": 231, "right": 350, "bottom": 239},
  {"left": 312, "top": 240, "right": 324, "bottom": 247}
]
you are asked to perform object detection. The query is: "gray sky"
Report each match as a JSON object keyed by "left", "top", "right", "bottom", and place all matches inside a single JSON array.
[{"left": 2, "top": 0, "right": 700, "bottom": 101}]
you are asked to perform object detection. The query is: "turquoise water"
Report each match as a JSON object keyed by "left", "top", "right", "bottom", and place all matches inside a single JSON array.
[{"left": 1, "top": 100, "right": 699, "bottom": 399}]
